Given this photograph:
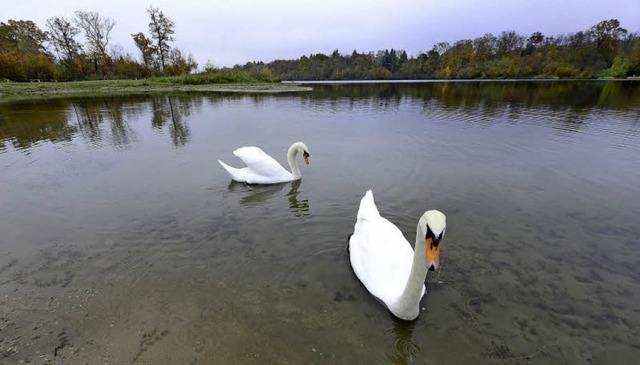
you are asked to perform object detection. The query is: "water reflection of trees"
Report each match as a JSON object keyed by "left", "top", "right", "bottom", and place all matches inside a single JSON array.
[
  {"left": 150, "top": 95, "right": 200, "bottom": 147},
  {"left": 303, "top": 81, "right": 640, "bottom": 131},
  {"left": 306, "top": 81, "right": 640, "bottom": 110},
  {"left": 0, "top": 94, "right": 207, "bottom": 152},
  {"left": 2, "top": 83, "right": 638, "bottom": 152},
  {"left": 71, "top": 97, "right": 141, "bottom": 148},
  {"left": 79, "top": 94, "right": 203, "bottom": 148},
  {"left": 0, "top": 100, "right": 77, "bottom": 151}
]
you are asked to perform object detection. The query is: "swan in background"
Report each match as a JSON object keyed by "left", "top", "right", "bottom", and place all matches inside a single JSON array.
[
  {"left": 218, "top": 142, "right": 310, "bottom": 184},
  {"left": 349, "top": 190, "right": 446, "bottom": 321}
]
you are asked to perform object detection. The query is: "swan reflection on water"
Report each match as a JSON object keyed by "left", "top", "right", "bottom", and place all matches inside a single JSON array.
[{"left": 226, "top": 179, "right": 310, "bottom": 217}]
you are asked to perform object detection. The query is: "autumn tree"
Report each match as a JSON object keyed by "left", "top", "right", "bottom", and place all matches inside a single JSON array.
[
  {"left": 473, "top": 33, "right": 497, "bottom": 63},
  {"left": 627, "top": 38, "right": 640, "bottom": 75},
  {"left": 589, "top": 19, "right": 627, "bottom": 64},
  {"left": 46, "top": 17, "right": 81, "bottom": 61},
  {"left": 0, "top": 20, "right": 48, "bottom": 54},
  {"left": 146, "top": 6, "right": 175, "bottom": 71},
  {"left": 131, "top": 32, "right": 157, "bottom": 71},
  {"left": 524, "top": 32, "right": 544, "bottom": 54},
  {"left": 609, "top": 33, "right": 640, "bottom": 77},
  {"left": 46, "top": 16, "right": 83, "bottom": 79},
  {"left": 74, "top": 11, "right": 116, "bottom": 76},
  {"left": 0, "top": 20, "right": 53, "bottom": 81},
  {"left": 437, "top": 40, "right": 476, "bottom": 78},
  {"left": 496, "top": 31, "right": 525, "bottom": 57},
  {"left": 165, "top": 49, "right": 198, "bottom": 76}
]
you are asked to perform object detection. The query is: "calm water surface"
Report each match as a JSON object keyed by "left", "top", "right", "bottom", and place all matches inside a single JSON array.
[{"left": 1, "top": 81, "right": 639, "bottom": 364}]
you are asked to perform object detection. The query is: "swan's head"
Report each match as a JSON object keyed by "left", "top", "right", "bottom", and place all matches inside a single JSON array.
[
  {"left": 293, "top": 142, "right": 310, "bottom": 165},
  {"left": 420, "top": 210, "right": 446, "bottom": 271}
]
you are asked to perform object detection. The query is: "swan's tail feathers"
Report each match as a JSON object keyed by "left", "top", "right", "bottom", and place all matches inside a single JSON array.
[
  {"left": 218, "top": 159, "right": 239, "bottom": 179},
  {"left": 357, "top": 190, "right": 380, "bottom": 221}
]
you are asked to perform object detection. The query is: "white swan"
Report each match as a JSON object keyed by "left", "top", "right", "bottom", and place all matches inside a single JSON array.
[
  {"left": 349, "top": 190, "right": 446, "bottom": 321},
  {"left": 218, "top": 142, "right": 310, "bottom": 184}
]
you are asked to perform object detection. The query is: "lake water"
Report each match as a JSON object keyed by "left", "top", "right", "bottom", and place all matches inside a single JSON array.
[{"left": 1, "top": 81, "right": 639, "bottom": 364}]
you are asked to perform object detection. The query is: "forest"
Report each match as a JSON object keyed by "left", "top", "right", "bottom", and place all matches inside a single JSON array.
[
  {"left": 240, "top": 19, "right": 640, "bottom": 80},
  {"left": 1, "top": 10, "right": 638, "bottom": 82}
]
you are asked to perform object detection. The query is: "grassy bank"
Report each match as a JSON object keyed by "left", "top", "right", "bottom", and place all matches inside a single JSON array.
[{"left": 0, "top": 71, "right": 312, "bottom": 102}]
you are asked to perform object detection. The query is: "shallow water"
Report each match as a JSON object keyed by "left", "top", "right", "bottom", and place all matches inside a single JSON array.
[{"left": 1, "top": 81, "right": 639, "bottom": 364}]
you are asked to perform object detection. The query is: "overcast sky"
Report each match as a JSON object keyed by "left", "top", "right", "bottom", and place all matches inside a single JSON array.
[{"left": 3, "top": 0, "right": 639, "bottom": 68}]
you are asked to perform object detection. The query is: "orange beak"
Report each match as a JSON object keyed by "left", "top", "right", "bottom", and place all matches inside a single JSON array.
[
  {"left": 303, "top": 152, "right": 309, "bottom": 165},
  {"left": 426, "top": 237, "right": 440, "bottom": 271}
]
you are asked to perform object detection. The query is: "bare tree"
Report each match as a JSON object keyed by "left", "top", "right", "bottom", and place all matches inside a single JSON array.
[
  {"left": 74, "top": 10, "right": 115, "bottom": 75},
  {"left": 147, "top": 6, "right": 175, "bottom": 71},
  {"left": 46, "top": 17, "right": 81, "bottom": 62}
]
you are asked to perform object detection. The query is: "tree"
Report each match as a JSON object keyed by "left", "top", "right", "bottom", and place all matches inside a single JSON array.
[
  {"left": 627, "top": 39, "right": 640, "bottom": 75},
  {"left": 165, "top": 49, "right": 198, "bottom": 75},
  {"left": 146, "top": 6, "right": 175, "bottom": 71},
  {"left": 46, "top": 16, "right": 82, "bottom": 77},
  {"left": 589, "top": 19, "right": 627, "bottom": 64},
  {"left": 0, "top": 20, "right": 48, "bottom": 54},
  {"left": 74, "top": 11, "right": 116, "bottom": 76},
  {"left": 524, "top": 32, "right": 544, "bottom": 54},
  {"left": 474, "top": 33, "right": 497, "bottom": 62},
  {"left": 131, "top": 32, "right": 157, "bottom": 71},
  {"left": 496, "top": 31, "right": 524, "bottom": 57},
  {"left": 0, "top": 20, "right": 53, "bottom": 81},
  {"left": 437, "top": 40, "right": 476, "bottom": 78}
]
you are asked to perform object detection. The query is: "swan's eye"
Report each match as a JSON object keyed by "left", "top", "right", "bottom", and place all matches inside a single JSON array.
[{"left": 303, "top": 151, "right": 310, "bottom": 158}]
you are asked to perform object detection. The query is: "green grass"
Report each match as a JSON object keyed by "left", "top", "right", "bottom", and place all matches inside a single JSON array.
[
  {"left": 165, "top": 69, "right": 280, "bottom": 85},
  {"left": 0, "top": 70, "right": 308, "bottom": 103}
]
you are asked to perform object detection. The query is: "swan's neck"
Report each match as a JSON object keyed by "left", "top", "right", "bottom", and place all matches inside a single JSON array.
[
  {"left": 287, "top": 144, "right": 301, "bottom": 179},
  {"left": 394, "top": 225, "right": 428, "bottom": 317}
]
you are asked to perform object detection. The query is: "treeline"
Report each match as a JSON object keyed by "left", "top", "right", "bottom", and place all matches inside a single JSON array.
[
  {"left": 0, "top": 6, "right": 197, "bottom": 82},
  {"left": 237, "top": 19, "right": 640, "bottom": 80},
  {"left": 2, "top": 15, "right": 638, "bottom": 83}
]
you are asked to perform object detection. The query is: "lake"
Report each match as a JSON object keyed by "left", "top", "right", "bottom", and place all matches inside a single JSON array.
[{"left": 1, "top": 81, "right": 639, "bottom": 364}]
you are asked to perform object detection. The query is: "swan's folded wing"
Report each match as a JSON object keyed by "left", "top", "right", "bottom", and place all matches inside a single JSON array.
[
  {"left": 233, "top": 146, "right": 289, "bottom": 178},
  {"left": 350, "top": 217, "right": 414, "bottom": 303}
]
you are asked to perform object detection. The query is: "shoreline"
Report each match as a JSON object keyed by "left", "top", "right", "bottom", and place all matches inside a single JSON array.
[
  {"left": 286, "top": 77, "right": 640, "bottom": 84},
  {"left": 0, "top": 81, "right": 313, "bottom": 103}
]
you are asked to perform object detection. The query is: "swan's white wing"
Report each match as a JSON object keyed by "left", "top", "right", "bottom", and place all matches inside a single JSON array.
[
  {"left": 232, "top": 146, "right": 292, "bottom": 183},
  {"left": 350, "top": 192, "right": 415, "bottom": 306}
]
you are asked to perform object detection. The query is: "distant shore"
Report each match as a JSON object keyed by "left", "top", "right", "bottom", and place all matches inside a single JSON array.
[
  {"left": 2, "top": 77, "right": 638, "bottom": 103},
  {"left": 0, "top": 80, "right": 313, "bottom": 103}
]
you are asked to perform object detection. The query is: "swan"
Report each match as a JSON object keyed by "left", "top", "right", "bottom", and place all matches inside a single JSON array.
[
  {"left": 349, "top": 190, "right": 446, "bottom": 321},
  {"left": 218, "top": 142, "right": 310, "bottom": 184}
]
